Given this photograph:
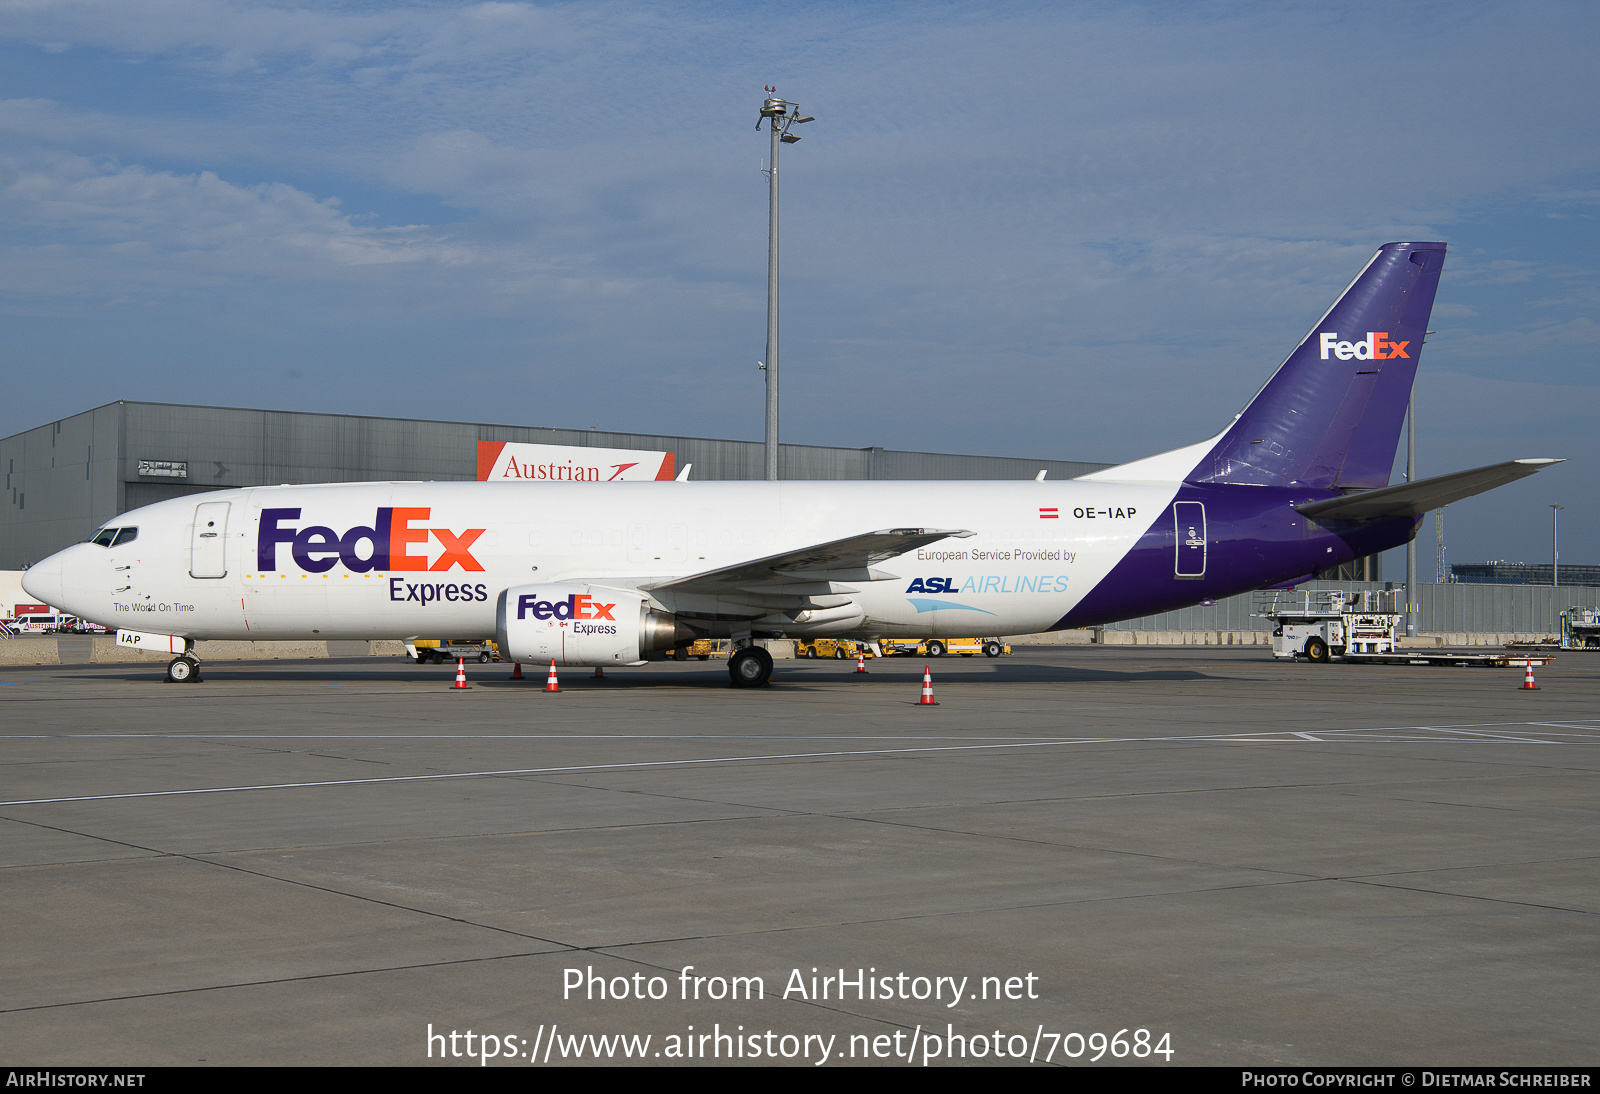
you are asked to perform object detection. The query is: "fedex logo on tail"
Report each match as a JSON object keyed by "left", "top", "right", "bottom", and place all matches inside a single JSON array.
[
  {"left": 1319, "top": 332, "right": 1410, "bottom": 361},
  {"left": 258, "top": 508, "right": 486, "bottom": 573}
]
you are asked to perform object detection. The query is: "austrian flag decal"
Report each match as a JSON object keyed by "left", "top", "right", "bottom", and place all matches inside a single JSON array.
[{"left": 1039, "top": 507, "right": 1059, "bottom": 519}]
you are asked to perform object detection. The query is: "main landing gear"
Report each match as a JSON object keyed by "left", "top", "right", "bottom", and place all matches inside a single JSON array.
[
  {"left": 728, "top": 645, "right": 773, "bottom": 689},
  {"left": 165, "top": 655, "right": 202, "bottom": 683}
]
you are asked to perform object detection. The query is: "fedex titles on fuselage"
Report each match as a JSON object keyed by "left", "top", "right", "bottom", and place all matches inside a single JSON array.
[
  {"left": 1318, "top": 332, "right": 1410, "bottom": 361},
  {"left": 258, "top": 507, "right": 485, "bottom": 574},
  {"left": 258, "top": 507, "right": 492, "bottom": 607}
]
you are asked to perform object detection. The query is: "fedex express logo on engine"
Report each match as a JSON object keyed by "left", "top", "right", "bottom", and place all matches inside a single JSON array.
[
  {"left": 1318, "top": 332, "right": 1409, "bottom": 361},
  {"left": 258, "top": 507, "right": 485, "bottom": 572},
  {"left": 517, "top": 594, "right": 615, "bottom": 621}
]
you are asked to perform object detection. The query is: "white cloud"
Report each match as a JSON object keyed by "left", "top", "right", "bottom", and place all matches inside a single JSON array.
[
  {"left": 1443, "top": 316, "right": 1600, "bottom": 359},
  {"left": 0, "top": 151, "right": 474, "bottom": 299},
  {"left": 1448, "top": 257, "right": 1539, "bottom": 285}
]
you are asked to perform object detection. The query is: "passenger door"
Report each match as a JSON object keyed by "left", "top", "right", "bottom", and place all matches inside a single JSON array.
[{"left": 190, "top": 501, "right": 230, "bottom": 578}]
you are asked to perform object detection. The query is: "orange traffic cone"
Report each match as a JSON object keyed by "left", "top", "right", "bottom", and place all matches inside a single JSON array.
[
  {"left": 593, "top": 666, "right": 605, "bottom": 679},
  {"left": 545, "top": 660, "right": 561, "bottom": 693},
  {"left": 451, "top": 657, "right": 470, "bottom": 690},
  {"left": 510, "top": 662, "right": 523, "bottom": 680},
  {"left": 856, "top": 651, "right": 868, "bottom": 674},
  {"left": 1521, "top": 662, "right": 1540, "bottom": 690},
  {"left": 918, "top": 664, "right": 938, "bottom": 705}
]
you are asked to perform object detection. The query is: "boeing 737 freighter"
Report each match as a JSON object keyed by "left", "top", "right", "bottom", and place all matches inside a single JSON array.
[{"left": 23, "top": 242, "right": 1560, "bottom": 686}]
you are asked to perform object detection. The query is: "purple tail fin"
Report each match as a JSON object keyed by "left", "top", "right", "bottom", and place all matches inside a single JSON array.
[{"left": 1189, "top": 242, "right": 1446, "bottom": 489}]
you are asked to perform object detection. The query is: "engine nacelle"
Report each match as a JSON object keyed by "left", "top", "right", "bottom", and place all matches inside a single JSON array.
[{"left": 495, "top": 584, "right": 683, "bottom": 666}]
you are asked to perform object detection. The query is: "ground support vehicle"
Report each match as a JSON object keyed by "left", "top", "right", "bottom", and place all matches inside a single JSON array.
[
  {"left": 1561, "top": 609, "right": 1600, "bottom": 650},
  {"left": 879, "top": 637, "right": 1009, "bottom": 658},
  {"left": 1266, "top": 589, "right": 1401, "bottom": 662},
  {"left": 5, "top": 614, "right": 67, "bottom": 634},
  {"left": 796, "top": 638, "right": 872, "bottom": 659},
  {"left": 407, "top": 639, "right": 500, "bottom": 664},
  {"left": 1265, "top": 589, "right": 1557, "bottom": 667},
  {"left": 672, "top": 638, "right": 727, "bottom": 661}
]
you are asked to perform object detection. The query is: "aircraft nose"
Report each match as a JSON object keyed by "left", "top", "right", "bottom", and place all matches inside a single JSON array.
[{"left": 22, "top": 553, "right": 64, "bottom": 608}]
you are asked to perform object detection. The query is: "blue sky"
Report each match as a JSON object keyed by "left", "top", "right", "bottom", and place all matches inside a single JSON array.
[{"left": 1, "top": 1, "right": 1595, "bottom": 574}]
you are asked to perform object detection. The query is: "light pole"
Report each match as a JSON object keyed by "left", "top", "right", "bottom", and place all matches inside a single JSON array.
[
  {"left": 1406, "top": 390, "right": 1417, "bottom": 635},
  {"left": 1551, "top": 504, "right": 1564, "bottom": 586},
  {"left": 757, "top": 87, "right": 814, "bottom": 482}
]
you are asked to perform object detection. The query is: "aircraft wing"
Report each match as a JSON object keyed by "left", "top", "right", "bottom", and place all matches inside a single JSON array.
[
  {"left": 1296, "top": 459, "right": 1563, "bottom": 521},
  {"left": 642, "top": 527, "right": 974, "bottom": 598}
]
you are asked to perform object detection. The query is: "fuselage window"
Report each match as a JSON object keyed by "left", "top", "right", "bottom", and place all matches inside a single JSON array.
[
  {"left": 111, "top": 527, "right": 138, "bottom": 547},
  {"left": 90, "top": 528, "right": 117, "bottom": 547}
]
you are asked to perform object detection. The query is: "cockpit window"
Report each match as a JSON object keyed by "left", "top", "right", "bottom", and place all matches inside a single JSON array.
[{"left": 89, "top": 527, "right": 138, "bottom": 547}]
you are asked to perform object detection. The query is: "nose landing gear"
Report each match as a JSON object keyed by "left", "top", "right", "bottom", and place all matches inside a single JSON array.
[{"left": 165, "top": 655, "right": 202, "bottom": 683}]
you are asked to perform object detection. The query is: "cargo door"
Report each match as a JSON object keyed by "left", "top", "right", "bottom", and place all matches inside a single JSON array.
[
  {"left": 1174, "top": 501, "right": 1206, "bottom": 579},
  {"left": 190, "top": 501, "right": 230, "bottom": 578}
]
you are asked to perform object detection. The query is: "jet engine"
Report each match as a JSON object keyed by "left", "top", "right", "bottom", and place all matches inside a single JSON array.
[{"left": 495, "top": 584, "right": 686, "bottom": 666}]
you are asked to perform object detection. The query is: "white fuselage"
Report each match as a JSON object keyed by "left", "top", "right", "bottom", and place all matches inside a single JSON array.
[{"left": 30, "top": 479, "right": 1180, "bottom": 642}]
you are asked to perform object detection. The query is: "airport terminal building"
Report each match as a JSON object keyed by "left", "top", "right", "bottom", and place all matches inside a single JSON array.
[
  {"left": 0, "top": 401, "right": 1113, "bottom": 571},
  {"left": 1450, "top": 562, "right": 1600, "bottom": 588}
]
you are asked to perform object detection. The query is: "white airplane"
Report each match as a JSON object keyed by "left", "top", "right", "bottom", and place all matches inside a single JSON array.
[{"left": 23, "top": 242, "right": 1559, "bottom": 687}]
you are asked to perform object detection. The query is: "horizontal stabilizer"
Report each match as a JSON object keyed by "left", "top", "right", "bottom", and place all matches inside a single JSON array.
[
  {"left": 1295, "top": 459, "right": 1563, "bottom": 521},
  {"left": 643, "top": 527, "right": 974, "bottom": 595}
]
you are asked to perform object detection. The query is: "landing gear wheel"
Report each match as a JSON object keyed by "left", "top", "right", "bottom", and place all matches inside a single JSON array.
[
  {"left": 166, "top": 656, "right": 199, "bottom": 683},
  {"left": 927, "top": 640, "right": 946, "bottom": 657},
  {"left": 1305, "top": 637, "right": 1330, "bottom": 663},
  {"left": 983, "top": 641, "right": 1003, "bottom": 657},
  {"left": 728, "top": 646, "right": 774, "bottom": 689}
]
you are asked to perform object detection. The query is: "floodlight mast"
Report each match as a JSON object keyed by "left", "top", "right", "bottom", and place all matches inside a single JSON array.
[
  {"left": 1407, "top": 391, "right": 1417, "bottom": 635},
  {"left": 757, "top": 88, "right": 814, "bottom": 481},
  {"left": 1552, "top": 504, "right": 1564, "bottom": 587}
]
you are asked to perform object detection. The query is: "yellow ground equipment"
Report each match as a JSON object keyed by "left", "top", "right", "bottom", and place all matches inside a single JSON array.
[
  {"left": 796, "top": 638, "right": 874, "bottom": 659},
  {"left": 881, "top": 637, "right": 1010, "bottom": 658}
]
